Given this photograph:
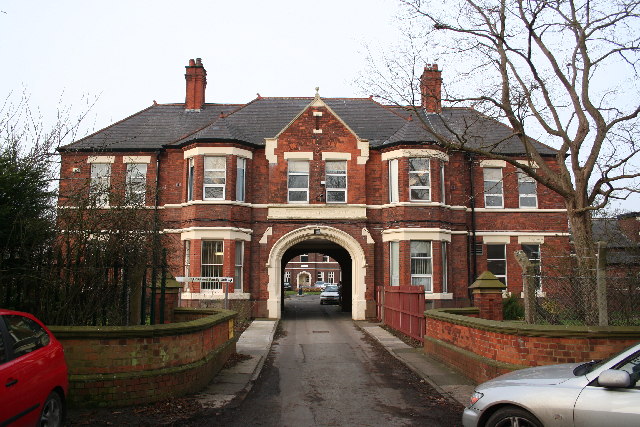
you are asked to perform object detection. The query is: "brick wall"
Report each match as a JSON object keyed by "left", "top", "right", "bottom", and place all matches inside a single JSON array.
[
  {"left": 50, "top": 308, "right": 236, "bottom": 407},
  {"left": 424, "top": 308, "right": 640, "bottom": 384}
]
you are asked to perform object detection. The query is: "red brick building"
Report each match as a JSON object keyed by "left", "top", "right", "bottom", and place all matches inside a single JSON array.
[
  {"left": 57, "top": 58, "right": 569, "bottom": 320},
  {"left": 283, "top": 253, "right": 342, "bottom": 289}
]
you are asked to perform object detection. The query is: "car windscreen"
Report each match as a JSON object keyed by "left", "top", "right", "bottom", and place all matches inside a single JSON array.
[{"left": 324, "top": 286, "right": 339, "bottom": 292}]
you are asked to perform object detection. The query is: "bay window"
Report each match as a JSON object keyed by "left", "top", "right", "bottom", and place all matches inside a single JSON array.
[
  {"left": 410, "top": 241, "right": 432, "bottom": 291},
  {"left": 234, "top": 241, "right": 244, "bottom": 291},
  {"left": 389, "top": 159, "right": 399, "bottom": 203},
  {"left": 390, "top": 241, "right": 399, "bottom": 286},
  {"left": 204, "top": 156, "right": 226, "bottom": 200},
  {"left": 409, "top": 158, "right": 430, "bottom": 201},
  {"left": 236, "top": 157, "right": 246, "bottom": 202},
  {"left": 201, "top": 240, "right": 223, "bottom": 290}
]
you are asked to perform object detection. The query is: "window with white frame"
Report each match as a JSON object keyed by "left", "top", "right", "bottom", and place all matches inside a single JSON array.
[
  {"left": 521, "top": 244, "right": 541, "bottom": 289},
  {"left": 125, "top": 163, "right": 147, "bottom": 205},
  {"left": 410, "top": 241, "right": 432, "bottom": 291},
  {"left": 328, "top": 271, "right": 334, "bottom": 283},
  {"left": 517, "top": 170, "right": 537, "bottom": 208},
  {"left": 300, "top": 254, "right": 308, "bottom": 262},
  {"left": 184, "top": 240, "right": 191, "bottom": 278},
  {"left": 234, "top": 241, "right": 243, "bottom": 290},
  {"left": 201, "top": 240, "right": 223, "bottom": 290},
  {"left": 389, "top": 158, "right": 399, "bottom": 203},
  {"left": 284, "top": 271, "right": 291, "bottom": 284},
  {"left": 323, "top": 255, "right": 329, "bottom": 262},
  {"left": 317, "top": 272, "right": 324, "bottom": 282},
  {"left": 204, "top": 157, "right": 226, "bottom": 200},
  {"left": 409, "top": 158, "right": 431, "bottom": 201},
  {"left": 236, "top": 157, "right": 246, "bottom": 202},
  {"left": 187, "top": 158, "right": 195, "bottom": 201},
  {"left": 483, "top": 167, "right": 504, "bottom": 208},
  {"left": 486, "top": 244, "right": 507, "bottom": 285},
  {"left": 325, "top": 160, "right": 347, "bottom": 203},
  {"left": 442, "top": 241, "right": 448, "bottom": 293},
  {"left": 390, "top": 241, "right": 399, "bottom": 286},
  {"left": 288, "top": 160, "right": 309, "bottom": 202},
  {"left": 440, "top": 161, "right": 446, "bottom": 204},
  {"left": 90, "top": 163, "right": 111, "bottom": 207}
]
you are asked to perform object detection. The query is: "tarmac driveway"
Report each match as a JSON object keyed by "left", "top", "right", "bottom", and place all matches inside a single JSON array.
[{"left": 196, "top": 294, "right": 463, "bottom": 426}]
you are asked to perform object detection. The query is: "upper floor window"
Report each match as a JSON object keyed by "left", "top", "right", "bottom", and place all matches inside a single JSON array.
[
  {"left": 300, "top": 253, "right": 309, "bottom": 262},
  {"left": 90, "top": 163, "right": 110, "bottom": 207},
  {"left": 288, "top": 160, "right": 309, "bottom": 203},
  {"left": 204, "top": 156, "right": 226, "bottom": 200},
  {"left": 486, "top": 244, "right": 507, "bottom": 285},
  {"left": 440, "top": 161, "right": 446, "bottom": 204},
  {"left": 125, "top": 163, "right": 147, "bottom": 205},
  {"left": 409, "top": 158, "right": 431, "bottom": 201},
  {"left": 325, "top": 160, "right": 347, "bottom": 203},
  {"left": 410, "top": 240, "right": 432, "bottom": 291},
  {"left": 389, "top": 159, "right": 399, "bottom": 203},
  {"left": 187, "top": 158, "right": 195, "bottom": 201},
  {"left": 236, "top": 157, "right": 246, "bottom": 202},
  {"left": 483, "top": 167, "right": 503, "bottom": 208},
  {"left": 517, "top": 170, "right": 537, "bottom": 208},
  {"left": 323, "top": 255, "right": 330, "bottom": 262}
]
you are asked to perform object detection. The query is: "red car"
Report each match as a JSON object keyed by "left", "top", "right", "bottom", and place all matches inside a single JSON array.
[{"left": 0, "top": 309, "right": 68, "bottom": 426}]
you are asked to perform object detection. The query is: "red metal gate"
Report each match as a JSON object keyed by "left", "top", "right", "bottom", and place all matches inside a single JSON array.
[{"left": 382, "top": 286, "right": 425, "bottom": 342}]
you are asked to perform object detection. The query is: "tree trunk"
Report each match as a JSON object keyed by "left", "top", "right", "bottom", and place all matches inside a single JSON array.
[{"left": 566, "top": 203, "right": 598, "bottom": 324}]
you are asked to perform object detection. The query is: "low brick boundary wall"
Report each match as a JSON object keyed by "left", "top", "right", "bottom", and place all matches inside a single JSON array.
[
  {"left": 49, "top": 308, "right": 237, "bottom": 407},
  {"left": 424, "top": 308, "right": 640, "bottom": 384}
]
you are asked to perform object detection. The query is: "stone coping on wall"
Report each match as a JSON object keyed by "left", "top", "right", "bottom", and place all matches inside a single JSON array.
[
  {"left": 49, "top": 308, "right": 236, "bottom": 339},
  {"left": 425, "top": 308, "right": 640, "bottom": 339}
]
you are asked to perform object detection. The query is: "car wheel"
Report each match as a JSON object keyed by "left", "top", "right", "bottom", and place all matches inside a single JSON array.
[
  {"left": 485, "top": 406, "right": 542, "bottom": 427},
  {"left": 39, "top": 391, "right": 64, "bottom": 427}
]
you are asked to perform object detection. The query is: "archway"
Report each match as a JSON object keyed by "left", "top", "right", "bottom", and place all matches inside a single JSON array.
[{"left": 266, "top": 226, "right": 367, "bottom": 319}]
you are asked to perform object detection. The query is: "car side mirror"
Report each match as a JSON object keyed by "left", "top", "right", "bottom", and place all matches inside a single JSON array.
[{"left": 598, "top": 369, "right": 631, "bottom": 388}]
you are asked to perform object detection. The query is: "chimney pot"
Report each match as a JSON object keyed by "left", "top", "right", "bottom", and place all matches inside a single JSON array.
[{"left": 420, "top": 64, "right": 442, "bottom": 113}]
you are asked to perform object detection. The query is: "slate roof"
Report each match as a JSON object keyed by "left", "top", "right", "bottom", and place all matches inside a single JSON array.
[
  {"left": 592, "top": 217, "right": 640, "bottom": 265},
  {"left": 59, "top": 97, "right": 557, "bottom": 155}
]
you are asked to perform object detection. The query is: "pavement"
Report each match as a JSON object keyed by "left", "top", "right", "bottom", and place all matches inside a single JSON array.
[{"left": 195, "top": 316, "right": 476, "bottom": 410}]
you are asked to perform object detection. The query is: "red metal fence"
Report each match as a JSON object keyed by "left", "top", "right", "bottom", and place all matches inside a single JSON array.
[{"left": 382, "top": 286, "right": 425, "bottom": 342}]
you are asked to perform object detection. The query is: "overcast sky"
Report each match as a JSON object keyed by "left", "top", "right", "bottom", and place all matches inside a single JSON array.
[{"left": 0, "top": 0, "right": 404, "bottom": 133}]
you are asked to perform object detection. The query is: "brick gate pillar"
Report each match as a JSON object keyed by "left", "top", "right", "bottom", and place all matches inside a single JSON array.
[{"left": 469, "top": 271, "right": 506, "bottom": 321}]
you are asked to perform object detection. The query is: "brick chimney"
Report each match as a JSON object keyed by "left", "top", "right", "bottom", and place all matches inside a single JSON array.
[
  {"left": 420, "top": 64, "right": 442, "bottom": 113},
  {"left": 185, "top": 58, "right": 207, "bottom": 111}
]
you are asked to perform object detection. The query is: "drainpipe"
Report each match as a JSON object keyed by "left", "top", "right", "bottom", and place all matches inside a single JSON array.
[
  {"left": 467, "top": 153, "right": 477, "bottom": 303},
  {"left": 150, "top": 150, "right": 161, "bottom": 324}
]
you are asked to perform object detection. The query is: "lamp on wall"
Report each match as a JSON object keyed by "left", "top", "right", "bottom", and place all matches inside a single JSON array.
[{"left": 314, "top": 228, "right": 321, "bottom": 235}]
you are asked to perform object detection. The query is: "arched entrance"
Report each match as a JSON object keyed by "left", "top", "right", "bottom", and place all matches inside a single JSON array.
[{"left": 266, "top": 225, "right": 367, "bottom": 320}]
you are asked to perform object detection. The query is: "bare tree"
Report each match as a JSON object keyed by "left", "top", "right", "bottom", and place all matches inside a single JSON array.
[{"left": 364, "top": 0, "right": 640, "bottom": 322}]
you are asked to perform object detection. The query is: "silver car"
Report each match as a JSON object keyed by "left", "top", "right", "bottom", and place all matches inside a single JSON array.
[{"left": 462, "top": 342, "right": 640, "bottom": 427}]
